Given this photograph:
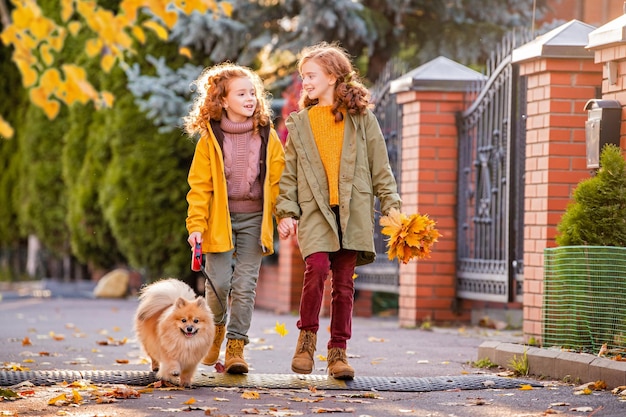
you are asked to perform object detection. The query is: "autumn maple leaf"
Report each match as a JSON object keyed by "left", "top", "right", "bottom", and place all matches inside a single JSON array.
[{"left": 380, "top": 208, "right": 442, "bottom": 264}]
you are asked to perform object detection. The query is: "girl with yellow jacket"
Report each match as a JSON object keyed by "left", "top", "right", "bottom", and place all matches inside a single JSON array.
[{"left": 183, "top": 63, "right": 285, "bottom": 374}]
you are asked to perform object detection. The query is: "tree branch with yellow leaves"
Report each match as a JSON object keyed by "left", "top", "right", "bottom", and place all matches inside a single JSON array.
[{"left": 0, "top": 0, "right": 230, "bottom": 140}]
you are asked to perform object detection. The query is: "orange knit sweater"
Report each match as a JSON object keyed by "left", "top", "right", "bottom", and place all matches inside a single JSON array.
[{"left": 309, "top": 106, "right": 344, "bottom": 206}]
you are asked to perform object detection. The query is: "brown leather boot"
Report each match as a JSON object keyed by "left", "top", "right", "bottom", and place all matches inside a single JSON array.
[
  {"left": 224, "top": 338, "right": 248, "bottom": 374},
  {"left": 202, "top": 324, "right": 225, "bottom": 366},
  {"left": 291, "top": 330, "right": 317, "bottom": 374},
  {"left": 327, "top": 347, "right": 354, "bottom": 380}
]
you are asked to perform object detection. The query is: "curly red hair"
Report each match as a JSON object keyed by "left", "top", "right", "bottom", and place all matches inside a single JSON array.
[
  {"left": 183, "top": 62, "right": 272, "bottom": 138},
  {"left": 297, "top": 42, "right": 371, "bottom": 122}
]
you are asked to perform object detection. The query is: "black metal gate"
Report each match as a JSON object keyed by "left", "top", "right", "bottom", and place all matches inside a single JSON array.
[
  {"left": 355, "top": 59, "right": 406, "bottom": 293},
  {"left": 456, "top": 30, "right": 531, "bottom": 303}
]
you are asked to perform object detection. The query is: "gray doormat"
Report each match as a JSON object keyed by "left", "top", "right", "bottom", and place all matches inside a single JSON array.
[{"left": 0, "top": 370, "right": 541, "bottom": 392}]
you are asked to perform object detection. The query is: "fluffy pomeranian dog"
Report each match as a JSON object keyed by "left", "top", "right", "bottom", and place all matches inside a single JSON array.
[{"left": 134, "top": 278, "right": 215, "bottom": 388}]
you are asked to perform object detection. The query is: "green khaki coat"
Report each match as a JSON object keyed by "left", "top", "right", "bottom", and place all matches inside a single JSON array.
[{"left": 276, "top": 108, "right": 401, "bottom": 266}]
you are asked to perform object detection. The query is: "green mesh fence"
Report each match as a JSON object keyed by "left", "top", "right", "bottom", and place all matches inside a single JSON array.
[{"left": 543, "top": 246, "right": 626, "bottom": 354}]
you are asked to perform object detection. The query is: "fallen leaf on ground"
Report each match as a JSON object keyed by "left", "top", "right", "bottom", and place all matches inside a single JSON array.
[
  {"left": 0, "top": 388, "right": 21, "bottom": 401},
  {"left": 570, "top": 406, "right": 593, "bottom": 412},
  {"left": 290, "top": 396, "right": 324, "bottom": 403},
  {"left": 367, "top": 336, "right": 385, "bottom": 343},
  {"left": 311, "top": 407, "right": 355, "bottom": 413},
  {"left": 268, "top": 410, "right": 304, "bottom": 416},
  {"left": 49, "top": 332, "right": 65, "bottom": 341},
  {"left": 242, "top": 390, "right": 260, "bottom": 399},
  {"left": 275, "top": 322, "right": 289, "bottom": 337},
  {"left": 97, "top": 336, "right": 127, "bottom": 346}
]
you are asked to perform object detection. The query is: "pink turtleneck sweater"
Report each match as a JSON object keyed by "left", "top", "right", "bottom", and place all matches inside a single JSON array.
[{"left": 220, "top": 117, "right": 263, "bottom": 213}]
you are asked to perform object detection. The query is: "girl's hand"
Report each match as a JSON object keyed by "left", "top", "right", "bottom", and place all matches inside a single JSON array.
[
  {"left": 278, "top": 217, "right": 297, "bottom": 239},
  {"left": 188, "top": 231, "right": 202, "bottom": 247}
]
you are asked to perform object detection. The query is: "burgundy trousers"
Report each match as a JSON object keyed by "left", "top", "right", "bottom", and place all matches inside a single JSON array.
[{"left": 297, "top": 249, "right": 357, "bottom": 349}]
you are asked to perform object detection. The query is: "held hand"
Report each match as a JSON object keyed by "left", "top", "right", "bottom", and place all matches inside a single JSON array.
[
  {"left": 278, "top": 217, "right": 297, "bottom": 240},
  {"left": 188, "top": 232, "right": 202, "bottom": 248}
]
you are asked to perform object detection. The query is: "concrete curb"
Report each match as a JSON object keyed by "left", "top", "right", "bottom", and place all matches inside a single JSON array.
[{"left": 478, "top": 341, "right": 626, "bottom": 388}]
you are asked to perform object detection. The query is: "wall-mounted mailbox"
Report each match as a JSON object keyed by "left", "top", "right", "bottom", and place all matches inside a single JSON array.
[{"left": 584, "top": 99, "right": 621, "bottom": 169}]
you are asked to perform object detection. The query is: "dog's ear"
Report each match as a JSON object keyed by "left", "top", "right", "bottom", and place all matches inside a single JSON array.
[
  {"left": 195, "top": 297, "right": 206, "bottom": 308},
  {"left": 175, "top": 297, "right": 188, "bottom": 308}
]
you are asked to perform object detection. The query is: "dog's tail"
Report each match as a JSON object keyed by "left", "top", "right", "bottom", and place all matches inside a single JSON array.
[{"left": 135, "top": 278, "right": 197, "bottom": 321}]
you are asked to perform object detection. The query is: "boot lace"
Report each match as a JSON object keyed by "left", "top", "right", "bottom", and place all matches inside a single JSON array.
[
  {"left": 298, "top": 331, "right": 315, "bottom": 354},
  {"left": 327, "top": 348, "right": 347, "bottom": 365},
  {"left": 227, "top": 340, "right": 244, "bottom": 358}
]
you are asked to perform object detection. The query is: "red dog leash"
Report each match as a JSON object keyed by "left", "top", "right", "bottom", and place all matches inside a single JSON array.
[{"left": 191, "top": 242, "right": 225, "bottom": 314}]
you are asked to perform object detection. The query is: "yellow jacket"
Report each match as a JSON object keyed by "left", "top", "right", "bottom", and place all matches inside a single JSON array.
[{"left": 186, "top": 121, "right": 285, "bottom": 255}]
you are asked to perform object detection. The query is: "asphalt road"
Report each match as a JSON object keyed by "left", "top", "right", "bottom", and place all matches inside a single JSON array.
[{"left": 0, "top": 285, "right": 624, "bottom": 416}]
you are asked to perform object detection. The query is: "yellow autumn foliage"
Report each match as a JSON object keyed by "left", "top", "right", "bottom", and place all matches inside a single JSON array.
[
  {"left": 132, "top": 26, "right": 146, "bottom": 44},
  {"left": 61, "top": 0, "right": 74, "bottom": 22},
  {"left": 0, "top": 0, "right": 222, "bottom": 136},
  {"left": 380, "top": 208, "right": 442, "bottom": 264},
  {"left": 179, "top": 46, "right": 193, "bottom": 59},
  {"left": 40, "top": 44, "right": 54, "bottom": 66},
  {"left": 143, "top": 20, "right": 169, "bottom": 41},
  {"left": 68, "top": 21, "right": 82, "bottom": 36},
  {"left": 0, "top": 116, "right": 15, "bottom": 139}
]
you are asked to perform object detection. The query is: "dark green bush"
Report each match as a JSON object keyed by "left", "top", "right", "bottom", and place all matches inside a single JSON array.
[{"left": 556, "top": 144, "right": 626, "bottom": 247}]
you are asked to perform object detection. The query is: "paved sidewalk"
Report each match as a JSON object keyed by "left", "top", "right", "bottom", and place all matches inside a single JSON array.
[{"left": 0, "top": 280, "right": 624, "bottom": 416}]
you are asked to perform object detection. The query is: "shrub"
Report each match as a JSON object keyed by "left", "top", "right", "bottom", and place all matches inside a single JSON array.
[{"left": 556, "top": 144, "right": 626, "bottom": 247}]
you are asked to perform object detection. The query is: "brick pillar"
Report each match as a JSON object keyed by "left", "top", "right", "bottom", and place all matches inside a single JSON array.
[
  {"left": 390, "top": 57, "right": 486, "bottom": 328},
  {"left": 394, "top": 90, "right": 472, "bottom": 327},
  {"left": 516, "top": 58, "right": 602, "bottom": 342}
]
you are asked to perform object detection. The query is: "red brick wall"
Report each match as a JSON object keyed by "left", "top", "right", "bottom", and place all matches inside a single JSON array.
[
  {"left": 519, "top": 58, "right": 603, "bottom": 341},
  {"left": 542, "top": 0, "right": 623, "bottom": 27}
]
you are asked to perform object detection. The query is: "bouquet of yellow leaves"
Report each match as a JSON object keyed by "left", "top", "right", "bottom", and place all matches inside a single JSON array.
[{"left": 380, "top": 208, "right": 442, "bottom": 264}]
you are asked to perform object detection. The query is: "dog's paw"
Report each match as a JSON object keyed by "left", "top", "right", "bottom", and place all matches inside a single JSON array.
[{"left": 179, "top": 379, "right": 193, "bottom": 389}]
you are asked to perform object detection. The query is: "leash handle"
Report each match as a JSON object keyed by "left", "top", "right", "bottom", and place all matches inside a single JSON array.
[{"left": 191, "top": 242, "right": 202, "bottom": 272}]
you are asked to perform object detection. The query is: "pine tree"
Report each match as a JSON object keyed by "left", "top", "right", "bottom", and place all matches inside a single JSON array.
[
  {"left": 99, "top": 41, "right": 195, "bottom": 281},
  {"left": 0, "top": 37, "right": 23, "bottom": 248}
]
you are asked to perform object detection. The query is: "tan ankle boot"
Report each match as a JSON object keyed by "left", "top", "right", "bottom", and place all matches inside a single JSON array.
[
  {"left": 224, "top": 338, "right": 248, "bottom": 374},
  {"left": 291, "top": 330, "right": 317, "bottom": 374},
  {"left": 327, "top": 347, "right": 354, "bottom": 380},
  {"left": 202, "top": 324, "right": 226, "bottom": 366}
]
